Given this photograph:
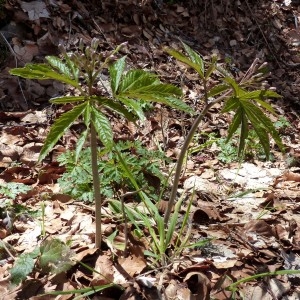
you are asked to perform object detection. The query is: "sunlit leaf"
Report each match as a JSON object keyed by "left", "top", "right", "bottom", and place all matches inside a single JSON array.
[
  {"left": 10, "top": 64, "right": 80, "bottom": 88},
  {"left": 10, "top": 247, "right": 40, "bottom": 284},
  {"left": 39, "top": 102, "right": 87, "bottom": 162},
  {"left": 118, "top": 70, "right": 158, "bottom": 93},
  {"left": 46, "top": 56, "right": 77, "bottom": 82},
  {"left": 238, "top": 112, "right": 249, "bottom": 157},
  {"left": 205, "top": 56, "right": 217, "bottom": 79},
  {"left": 242, "top": 101, "right": 283, "bottom": 158}
]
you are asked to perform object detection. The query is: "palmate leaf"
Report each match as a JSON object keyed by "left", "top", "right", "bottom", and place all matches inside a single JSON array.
[
  {"left": 225, "top": 106, "right": 249, "bottom": 157},
  {"left": 118, "top": 79, "right": 192, "bottom": 115},
  {"left": 242, "top": 101, "right": 284, "bottom": 157},
  {"left": 109, "top": 56, "right": 126, "bottom": 94},
  {"left": 91, "top": 107, "right": 113, "bottom": 148},
  {"left": 239, "top": 89, "right": 281, "bottom": 115},
  {"left": 226, "top": 106, "right": 243, "bottom": 142},
  {"left": 238, "top": 111, "right": 249, "bottom": 157},
  {"left": 9, "top": 64, "right": 80, "bottom": 88},
  {"left": 39, "top": 102, "right": 88, "bottom": 162}
]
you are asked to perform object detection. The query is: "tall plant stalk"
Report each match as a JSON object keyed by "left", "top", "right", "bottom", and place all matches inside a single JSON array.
[
  {"left": 90, "top": 123, "right": 102, "bottom": 248},
  {"left": 164, "top": 91, "right": 230, "bottom": 225}
]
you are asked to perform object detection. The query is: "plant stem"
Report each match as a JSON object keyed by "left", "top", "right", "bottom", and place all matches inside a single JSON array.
[
  {"left": 91, "top": 123, "right": 102, "bottom": 249},
  {"left": 164, "top": 92, "right": 231, "bottom": 225}
]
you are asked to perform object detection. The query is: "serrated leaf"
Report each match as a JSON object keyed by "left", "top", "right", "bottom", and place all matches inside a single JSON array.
[
  {"left": 51, "top": 96, "right": 87, "bottom": 104},
  {"left": 39, "top": 239, "right": 73, "bottom": 274},
  {"left": 39, "top": 102, "right": 87, "bottom": 162},
  {"left": 10, "top": 252, "right": 36, "bottom": 284},
  {"left": 10, "top": 64, "right": 80, "bottom": 88},
  {"left": 64, "top": 53, "right": 80, "bottom": 80},
  {"left": 118, "top": 97, "right": 145, "bottom": 120},
  {"left": 109, "top": 56, "right": 126, "bottom": 94},
  {"left": 164, "top": 48, "right": 204, "bottom": 78},
  {"left": 91, "top": 107, "right": 113, "bottom": 148},
  {"left": 118, "top": 70, "right": 158, "bottom": 93},
  {"left": 182, "top": 42, "right": 204, "bottom": 77},
  {"left": 157, "top": 95, "right": 193, "bottom": 115},
  {"left": 46, "top": 56, "right": 77, "bottom": 81}
]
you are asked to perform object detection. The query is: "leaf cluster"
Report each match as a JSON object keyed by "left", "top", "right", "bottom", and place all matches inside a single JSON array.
[
  {"left": 10, "top": 238, "right": 74, "bottom": 285},
  {"left": 57, "top": 141, "right": 169, "bottom": 202}
]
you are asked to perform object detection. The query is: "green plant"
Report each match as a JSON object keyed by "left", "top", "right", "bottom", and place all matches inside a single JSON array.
[
  {"left": 10, "top": 39, "right": 192, "bottom": 248},
  {"left": 10, "top": 238, "right": 74, "bottom": 285},
  {"left": 109, "top": 189, "right": 213, "bottom": 267},
  {"left": 57, "top": 140, "right": 169, "bottom": 202},
  {"left": 163, "top": 43, "right": 284, "bottom": 224}
]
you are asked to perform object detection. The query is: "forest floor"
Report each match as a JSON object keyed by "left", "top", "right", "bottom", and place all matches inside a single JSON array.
[{"left": 0, "top": 0, "right": 300, "bottom": 299}]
